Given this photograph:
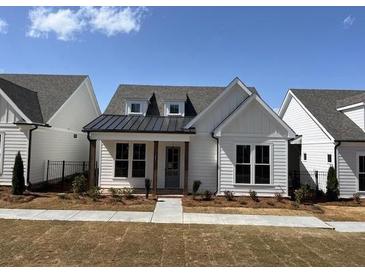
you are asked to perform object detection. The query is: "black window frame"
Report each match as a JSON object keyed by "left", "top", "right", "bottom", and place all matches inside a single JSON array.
[
  {"left": 169, "top": 104, "right": 180, "bottom": 114},
  {"left": 115, "top": 143, "right": 129, "bottom": 178},
  {"left": 130, "top": 103, "right": 141, "bottom": 114},
  {"left": 235, "top": 145, "right": 251, "bottom": 184},
  {"left": 255, "top": 145, "right": 271, "bottom": 185},
  {"left": 132, "top": 143, "right": 146, "bottom": 178}
]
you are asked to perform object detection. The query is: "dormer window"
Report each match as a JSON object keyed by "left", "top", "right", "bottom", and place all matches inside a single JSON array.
[
  {"left": 126, "top": 100, "right": 147, "bottom": 115},
  {"left": 164, "top": 102, "right": 185, "bottom": 116}
]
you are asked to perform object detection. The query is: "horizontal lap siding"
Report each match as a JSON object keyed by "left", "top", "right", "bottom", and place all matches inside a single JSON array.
[
  {"left": 189, "top": 135, "right": 217, "bottom": 192},
  {"left": 338, "top": 143, "right": 365, "bottom": 198},
  {"left": 219, "top": 136, "right": 288, "bottom": 196},
  {"left": 99, "top": 140, "right": 153, "bottom": 189},
  {"left": 0, "top": 125, "right": 28, "bottom": 185}
]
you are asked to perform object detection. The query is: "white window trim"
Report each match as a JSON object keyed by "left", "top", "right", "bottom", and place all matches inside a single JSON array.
[
  {"left": 233, "top": 143, "right": 273, "bottom": 186},
  {"left": 126, "top": 100, "right": 147, "bottom": 116},
  {"left": 113, "top": 142, "right": 147, "bottom": 179},
  {"left": 0, "top": 132, "right": 4, "bottom": 175},
  {"left": 356, "top": 152, "right": 365, "bottom": 193},
  {"left": 164, "top": 102, "right": 185, "bottom": 116}
]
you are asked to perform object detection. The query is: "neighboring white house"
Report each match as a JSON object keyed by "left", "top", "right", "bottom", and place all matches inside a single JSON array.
[
  {"left": 0, "top": 74, "right": 100, "bottom": 186},
  {"left": 279, "top": 89, "right": 365, "bottom": 198},
  {"left": 84, "top": 78, "right": 295, "bottom": 196}
]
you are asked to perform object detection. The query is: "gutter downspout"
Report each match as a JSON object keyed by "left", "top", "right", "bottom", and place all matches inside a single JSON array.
[
  {"left": 27, "top": 125, "right": 38, "bottom": 186},
  {"left": 334, "top": 141, "right": 341, "bottom": 177},
  {"left": 211, "top": 132, "right": 219, "bottom": 195}
]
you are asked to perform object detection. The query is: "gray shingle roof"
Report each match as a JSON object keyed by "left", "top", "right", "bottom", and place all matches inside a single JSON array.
[
  {"left": 0, "top": 74, "right": 87, "bottom": 122},
  {"left": 291, "top": 89, "right": 365, "bottom": 141},
  {"left": 83, "top": 114, "right": 195, "bottom": 134},
  {"left": 337, "top": 92, "right": 365, "bottom": 108},
  {"left": 104, "top": 84, "right": 258, "bottom": 116},
  {"left": 0, "top": 77, "right": 43, "bottom": 123}
]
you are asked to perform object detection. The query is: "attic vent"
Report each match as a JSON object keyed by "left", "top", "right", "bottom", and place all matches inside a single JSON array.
[{"left": 73, "top": 134, "right": 78, "bottom": 139}]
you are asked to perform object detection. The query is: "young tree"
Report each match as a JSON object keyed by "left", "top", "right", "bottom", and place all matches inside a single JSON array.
[
  {"left": 326, "top": 166, "right": 339, "bottom": 201},
  {"left": 12, "top": 151, "right": 25, "bottom": 195}
]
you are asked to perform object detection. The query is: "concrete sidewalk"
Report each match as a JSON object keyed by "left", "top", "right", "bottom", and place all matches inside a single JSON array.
[{"left": 0, "top": 198, "right": 364, "bottom": 232}]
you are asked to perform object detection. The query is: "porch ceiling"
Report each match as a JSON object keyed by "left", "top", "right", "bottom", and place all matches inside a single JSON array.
[{"left": 83, "top": 114, "right": 195, "bottom": 134}]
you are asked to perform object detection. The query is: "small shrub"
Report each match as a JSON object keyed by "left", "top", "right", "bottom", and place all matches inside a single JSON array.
[
  {"left": 192, "top": 180, "right": 201, "bottom": 198},
  {"left": 249, "top": 190, "right": 258, "bottom": 202},
  {"left": 353, "top": 192, "right": 361, "bottom": 204},
  {"left": 294, "top": 185, "right": 311, "bottom": 204},
  {"left": 109, "top": 187, "right": 118, "bottom": 197},
  {"left": 12, "top": 151, "right": 25, "bottom": 195},
  {"left": 121, "top": 187, "right": 135, "bottom": 199},
  {"left": 88, "top": 186, "right": 101, "bottom": 201},
  {"left": 275, "top": 193, "right": 283, "bottom": 202},
  {"left": 223, "top": 191, "right": 235, "bottom": 201},
  {"left": 326, "top": 166, "right": 339, "bottom": 201},
  {"left": 72, "top": 175, "right": 87, "bottom": 195},
  {"left": 145, "top": 178, "right": 151, "bottom": 199},
  {"left": 202, "top": 190, "right": 213, "bottom": 201}
]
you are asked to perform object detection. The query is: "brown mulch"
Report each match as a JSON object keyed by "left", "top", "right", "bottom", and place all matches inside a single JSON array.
[{"left": 0, "top": 186, "right": 156, "bottom": 211}]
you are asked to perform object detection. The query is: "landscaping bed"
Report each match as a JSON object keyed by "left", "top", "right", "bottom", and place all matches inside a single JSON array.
[
  {"left": 182, "top": 195, "right": 365, "bottom": 221},
  {"left": 0, "top": 186, "right": 156, "bottom": 212}
]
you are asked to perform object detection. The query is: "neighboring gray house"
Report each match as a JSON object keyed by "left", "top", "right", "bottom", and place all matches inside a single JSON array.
[
  {"left": 84, "top": 78, "right": 295, "bottom": 196},
  {"left": 0, "top": 74, "right": 100, "bottom": 186},
  {"left": 279, "top": 88, "right": 365, "bottom": 198}
]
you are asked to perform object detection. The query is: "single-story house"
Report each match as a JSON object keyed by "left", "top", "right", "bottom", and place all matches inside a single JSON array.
[
  {"left": 0, "top": 74, "right": 100, "bottom": 186},
  {"left": 84, "top": 78, "right": 295, "bottom": 196},
  {"left": 279, "top": 88, "right": 365, "bottom": 198}
]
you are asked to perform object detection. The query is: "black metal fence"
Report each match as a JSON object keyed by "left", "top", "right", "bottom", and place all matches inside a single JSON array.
[
  {"left": 46, "top": 160, "right": 89, "bottom": 185},
  {"left": 289, "top": 170, "right": 328, "bottom": 191}
]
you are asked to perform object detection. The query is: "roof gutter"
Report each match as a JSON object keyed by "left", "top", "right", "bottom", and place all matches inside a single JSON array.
[{"left": 211, "top": 132, "right": 219, "bottom": 195}]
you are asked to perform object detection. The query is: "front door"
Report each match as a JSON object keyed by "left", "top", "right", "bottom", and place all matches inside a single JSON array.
[{"left": 165, "top": 147, "right": 180, "bottom": 189}]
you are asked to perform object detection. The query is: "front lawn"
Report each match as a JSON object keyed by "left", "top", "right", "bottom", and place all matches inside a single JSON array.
[
  {"left": 0, "top": 186, "right": 156, "bottom": 212},
  {"left": 0, "top": 219, "right": 364, "bottom": 266},
  {"left": 183, "top": 196, "right": 365, "bottom": 221}
]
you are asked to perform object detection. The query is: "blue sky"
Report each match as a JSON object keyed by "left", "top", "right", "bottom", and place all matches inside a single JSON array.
[{"left": 0, "top": 6, "right": 364, "bottom": 111}]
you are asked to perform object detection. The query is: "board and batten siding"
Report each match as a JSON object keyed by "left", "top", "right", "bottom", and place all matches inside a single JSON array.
[
  {"left": 337, "top": 142, "right": 365, "bottom": 198},
  {"left": 0, "top": 95, "right": 29, "bottom": 185},
  {"left": 0, "top": 125, "right": 29, "bottom": 185}
]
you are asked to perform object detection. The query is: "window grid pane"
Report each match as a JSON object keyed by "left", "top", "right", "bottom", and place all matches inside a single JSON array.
[
  {"left": 256, "top": 145, "right": 269, "bottom": 164},
  {"left": 131, "top": 103, "right": 141, "bottom": 113},
  {"left": 133, "top": 144, "right": 146, "bottom": 177},
  {"left": 236, "top": 145, "right": 250, "bottom": 164},
  {"left": 236, "top": 164, "right": 251, "bottom": 184},
  {"left": 169, "top": 104, "right": 179, "bottom": 114}
]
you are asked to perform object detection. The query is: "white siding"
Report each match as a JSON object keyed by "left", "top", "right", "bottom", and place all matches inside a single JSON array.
[
  {"left": 218, "top": 136, "right": 288, "bottom": 196},
  {"left": 342, "top": 106, "right": 365, "bottom": 131},
  {"left": 189, "top": 135, "right": 217, "bottom": 192},
  {"left": 281, "top": 95, "right": 334, "bottom": 191},
  {"left": 29, "top": 128, "right": 89, "bottom": 183},
  {"left": 48, "top": 78, "right": 100, "bottom": 131},
  {"left": 337, "top": 142, "right": 365, "bottom": 198},
  {"left": 0, "top": 125, "right": 28, "bottom": 185},
  {"left": 0, "top": 95, "right": 22, "bottom": 123},
  {"left": 194, "top": 83, "right": 249, "bottom": 133}
]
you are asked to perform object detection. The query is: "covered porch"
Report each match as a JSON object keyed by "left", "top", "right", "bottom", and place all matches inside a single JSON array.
[{"left": 84, "top": 115, "right": 195, "bottom": 196}]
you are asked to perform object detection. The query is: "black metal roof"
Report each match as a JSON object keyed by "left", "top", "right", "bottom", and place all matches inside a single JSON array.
[{"left": 83, "top": 115, "right": 195, "bottom": 134}]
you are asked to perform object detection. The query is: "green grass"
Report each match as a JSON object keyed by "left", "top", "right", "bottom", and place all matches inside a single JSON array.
[{"left": 0, "top": 219, "right": 364, "bottom": 266}]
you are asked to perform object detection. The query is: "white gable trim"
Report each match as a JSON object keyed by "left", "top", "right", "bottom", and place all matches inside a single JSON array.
[
  {"left": 214, "top": 94, "right": 296, "bottom": 138},
  {"left": 184, "top": 77, "right": 252, "bottom": 129},
  {"left": 279, "top": 89, "right": 334, "bottom": 142},
  {"left": 47, "top": 77, "right": 101, "bottom": 124},
  {"left": 337, "top": 102, "right": 365, "bottom": 111},
  {"left": 0, "top": 87, "right": 31, "bottom": 123}
]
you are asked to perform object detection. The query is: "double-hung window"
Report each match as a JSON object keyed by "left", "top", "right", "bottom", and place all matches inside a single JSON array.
[
  {"left": 0, "top": 132, "right": 4, "bottom": 175},
  {"left": 115, "top": 143, "right": 129, "bottom": 177},
  {"left": 235, "top": 145, "right": 251, "bottom": 184},
  {"left": 359, "top": 155, "right": 365, "bottom": 191},
  {"left": 255, "top": 145, "right": 270, "bottom": 184},
  {"left": 132, "top": 144, "right": 146, "bottom": 177}
]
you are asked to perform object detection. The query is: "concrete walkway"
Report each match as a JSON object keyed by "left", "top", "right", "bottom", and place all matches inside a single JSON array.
[{"left": 0, "top": 198, "right": 364, "bottom": 232}]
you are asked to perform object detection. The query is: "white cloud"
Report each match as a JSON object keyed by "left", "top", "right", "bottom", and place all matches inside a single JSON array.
[
  {"left": 343, "top": 15, "right": 356, "bottom": 28},
  {"left": 0, "top": 18, "right": 8, "bottom": 34},
  {"left": 27, "top": 7, "right": 147, "bottom": 41},
  {"left": 81, "top": 7, "right": 146, "bottom": 36},
  {"left": 27, "top": 7, "right": 85, "bottom": 41}
]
